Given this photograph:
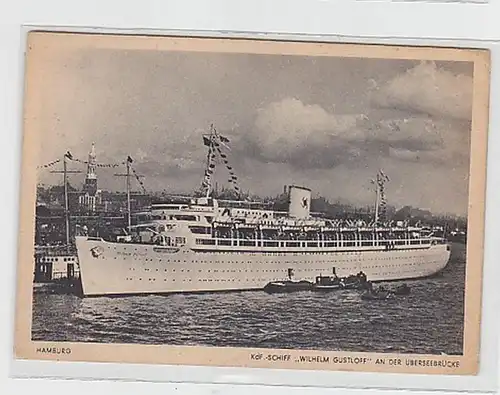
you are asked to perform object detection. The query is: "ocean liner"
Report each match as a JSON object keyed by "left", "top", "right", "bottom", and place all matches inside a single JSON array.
[{"left": 74, "top": 126, "right": 451, "bottom": 297}]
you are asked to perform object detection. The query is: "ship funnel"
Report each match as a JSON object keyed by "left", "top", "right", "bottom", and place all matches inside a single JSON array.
[{"left": 288, "top": 185, "right": 312, "bottom": 219}]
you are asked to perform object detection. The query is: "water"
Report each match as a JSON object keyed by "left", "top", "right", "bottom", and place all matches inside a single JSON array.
[{"left": 32, "top": 243, "right": 465, "bottom": 355}]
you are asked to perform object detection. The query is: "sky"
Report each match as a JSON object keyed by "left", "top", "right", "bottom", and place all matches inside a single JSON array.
[{"left": 34, "top": 44, "right": 474, "bottom": 217}]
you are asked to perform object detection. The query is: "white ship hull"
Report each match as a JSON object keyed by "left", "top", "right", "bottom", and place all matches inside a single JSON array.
[{"left": 75, "top": 236, "right": 451, "bottom": 297}]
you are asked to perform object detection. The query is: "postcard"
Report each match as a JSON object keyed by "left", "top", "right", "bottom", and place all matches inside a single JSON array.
[{"left": 13, "top": 31, "right": 490, "bottom": 376}]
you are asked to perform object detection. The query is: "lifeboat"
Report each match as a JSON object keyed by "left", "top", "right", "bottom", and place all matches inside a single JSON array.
[
  {"left": 360, "top": 283, "right": 410, "bottom": 300},
  {"left": 263, "top": 280, "right": 314, "bottom": 294},
  {"left": 361, "top": 290, "right": 395, "bottom": 301}
]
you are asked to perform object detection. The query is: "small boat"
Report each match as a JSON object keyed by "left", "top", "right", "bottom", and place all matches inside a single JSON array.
[
  {"left": 263, "top": 280, "right": 314, "bottom": 294},
  {"left": 393, "top": 284, "right": 411, "bottom": 295},
  {"left": 342, "top": 274, "right": 367, "bottom": 290},
  {"left": 361, "top": 289, "right": 395, "bottom": 301},
  {"left": 311, "top": 275, "right": 343, "bottom": 291},
  {"left": 312, "top": 283, "right": 344, "bottom": 291},
  {"left": 360, "top": 282, "right": 397, "bottom": 301},
  {"left": 312, "top": 271, "right": 369, "bottom": 292}
]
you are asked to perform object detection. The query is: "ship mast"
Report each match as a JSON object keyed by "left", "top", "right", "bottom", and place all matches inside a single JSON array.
[
  {"left": 126, "top": 158, "right": 131, "bottom": 231},
  {"left": 114, "top": 156, "right": 141, "bottom": 233},
  {"left": 371, "top": 170, "right": 390, "bottom": 226},
  {"left": 49, "top": 151, "right": 81, "bottom": 252},
  {"left": 201, "top": 124, "right": 216, "bottom": 198}
]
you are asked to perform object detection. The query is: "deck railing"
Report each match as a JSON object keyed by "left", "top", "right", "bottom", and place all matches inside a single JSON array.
[{"left": 194, "top": 237, "right": 443, "bottom": 249}]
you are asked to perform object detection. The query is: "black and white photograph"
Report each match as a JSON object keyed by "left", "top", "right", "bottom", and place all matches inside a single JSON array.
[{"left": 14, "top": 31, "right": 490, "bottom": 375}]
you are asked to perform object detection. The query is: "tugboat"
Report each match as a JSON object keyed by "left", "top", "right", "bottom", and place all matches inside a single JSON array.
[
  {"left": 311, "top": 274, "right": 344, "bottom": 291},
  {"left": 311, "top": 268, "right": 368, "bottom": 291},
  {"left": 263, "top": 268, "right": 372, "bottom": 293},
  {"left": 263, "top": 269, "right": 314, "bottom": 294}
]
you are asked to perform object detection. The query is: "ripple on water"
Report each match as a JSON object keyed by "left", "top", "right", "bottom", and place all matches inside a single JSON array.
[{"left": 31, "top": 244, "right": 466, "bottom": 355}]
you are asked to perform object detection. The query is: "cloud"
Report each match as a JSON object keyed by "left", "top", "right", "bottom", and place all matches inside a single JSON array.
[
  {"left": 252, "top": 98, "right": 362, "bottom": 155},
  {"left": 388, "top": 147, "right": 421, "bottom": 162},
  {"left": 237, "top": 98, "right": 364, "bottom": 168},
  {"left": 371, "top": 61, "right": 473, "bottom": 121},
  {"left": 33, "top": 48, "right": 471, "bottom": 215},
  {"left": 364, "top": 118, "right": 445, "bottom": 151},
  {"left": 239, "top": 97, "right": 464, "bottom": 170}
]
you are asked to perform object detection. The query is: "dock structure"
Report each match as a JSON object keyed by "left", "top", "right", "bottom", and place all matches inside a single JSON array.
[{"left": 33, "top": 245, "right": 79, "bottom": 283}]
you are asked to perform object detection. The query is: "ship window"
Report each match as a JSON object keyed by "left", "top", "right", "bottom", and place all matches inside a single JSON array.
[
  {"left": 196, "top": 238, "right": 215, "bottom": 245},
  {"left": 173, "top": 214, "right": 198, "bottom": 221}
]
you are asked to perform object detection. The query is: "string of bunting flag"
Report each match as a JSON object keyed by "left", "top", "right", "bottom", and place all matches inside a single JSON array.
[
  {"left": 68, "top": 157, "right": 125, "bottom": 168},
  {"left": 130, "top": 165, "right": 147, "bottom": 194},
  {"left": 214, "top": 144, "right": 241, "bottom": 195},
  {"left": 200, "top": 124, "right": 241, "bottom": 196},
  {"left": 36, "top": 151, "right": 148, "bottom": 194},
  {"left": 36, "top": 159, "right": 61, "bottom": 169}
]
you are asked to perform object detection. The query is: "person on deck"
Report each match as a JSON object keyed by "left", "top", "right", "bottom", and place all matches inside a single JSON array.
[{"left": 359, "top": 271, "right": 367, "bottom": 283}]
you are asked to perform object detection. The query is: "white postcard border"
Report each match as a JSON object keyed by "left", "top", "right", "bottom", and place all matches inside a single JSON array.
[{"left": 9, "top": 24, "right": 500, "bottom": 393}]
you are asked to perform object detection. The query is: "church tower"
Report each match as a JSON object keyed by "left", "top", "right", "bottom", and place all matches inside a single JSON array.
[
  {"left": 82, "top": 142, "right": 97, "bottom": 195},
  {"left": 79, "top": 142, "right": 101, "bottom": 212}
]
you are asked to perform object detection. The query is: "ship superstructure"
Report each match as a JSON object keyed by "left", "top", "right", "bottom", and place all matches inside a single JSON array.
[{"left": 74, "top": 125, "right": 451, "bottom": 297}]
